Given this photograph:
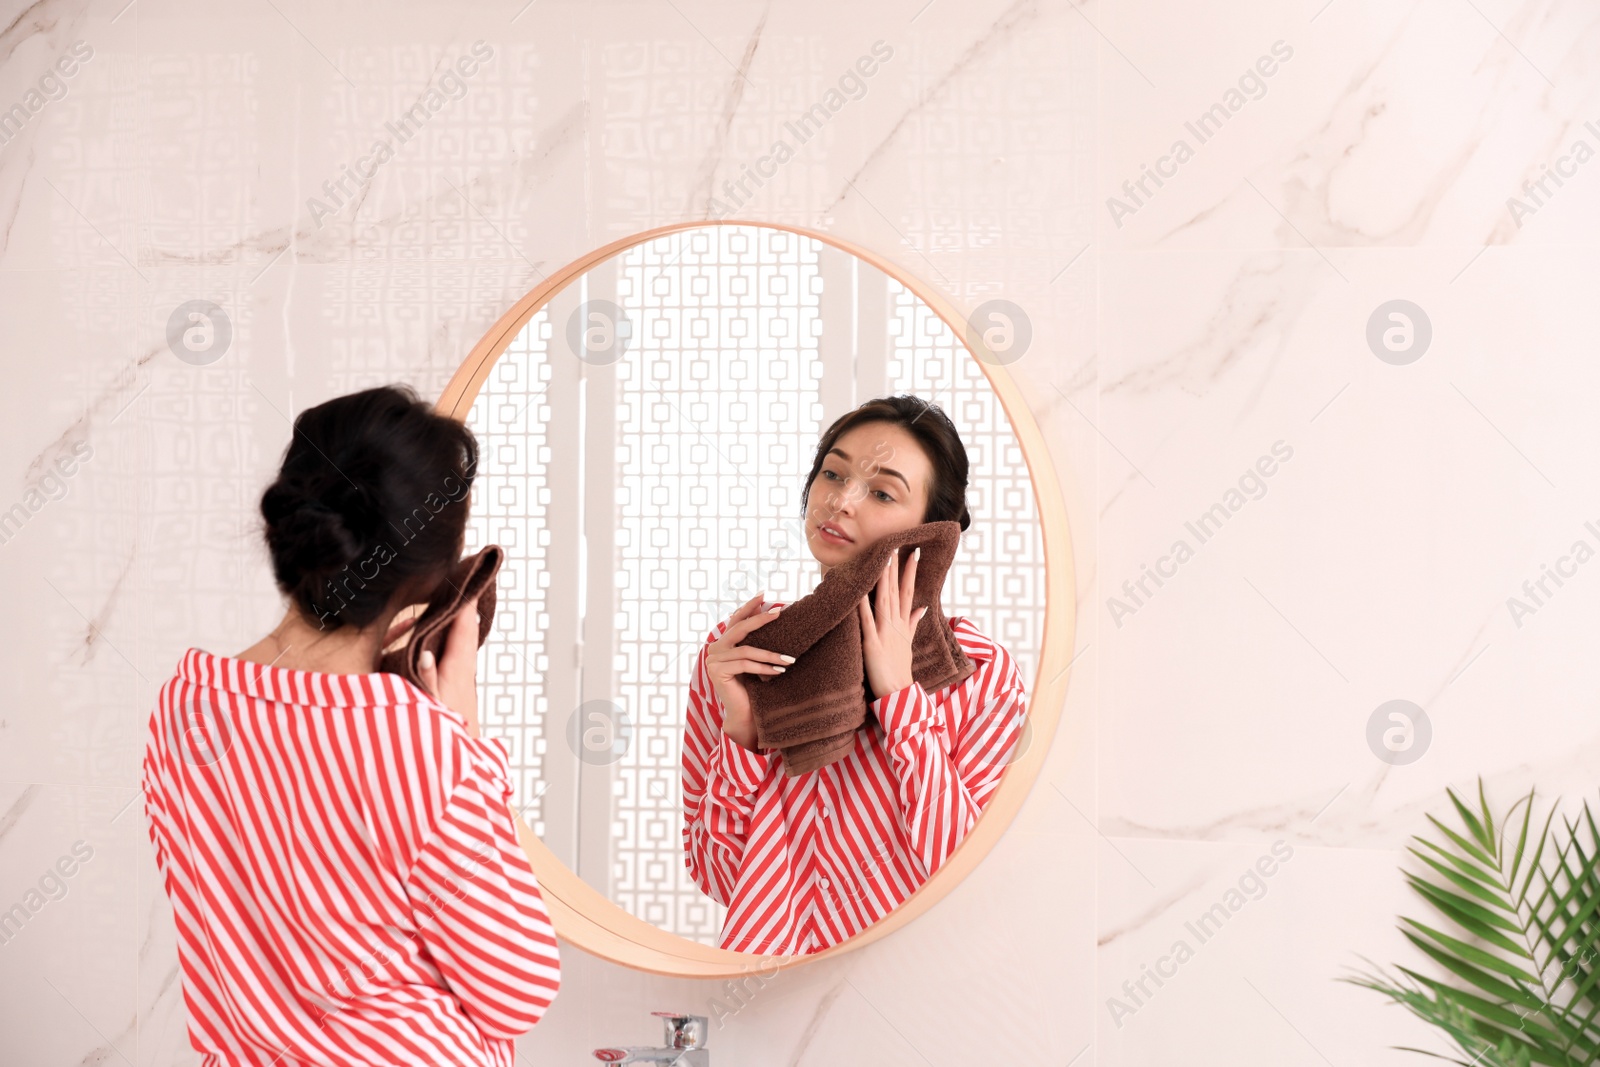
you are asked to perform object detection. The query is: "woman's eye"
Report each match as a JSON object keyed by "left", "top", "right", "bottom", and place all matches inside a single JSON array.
[{"left": 820, "top": 468, "right": 889, "bottom": 502}]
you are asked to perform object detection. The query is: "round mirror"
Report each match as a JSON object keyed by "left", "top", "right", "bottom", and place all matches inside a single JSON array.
[{"left": 439, "top": 221, "right": 1073, "bottom": 974}]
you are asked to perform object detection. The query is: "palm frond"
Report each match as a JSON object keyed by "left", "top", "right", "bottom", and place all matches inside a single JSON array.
[{"left": 1341, "top": 779, "right": 1600, "bottom": 1067}]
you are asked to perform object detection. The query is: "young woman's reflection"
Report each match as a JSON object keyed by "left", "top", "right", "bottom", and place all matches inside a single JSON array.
[{"left": 681, "top": 395, "right": 1030, "bottom": 955}]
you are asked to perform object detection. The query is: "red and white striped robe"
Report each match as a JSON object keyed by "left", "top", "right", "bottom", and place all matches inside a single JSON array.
[
  {"left": 141, "top": 649, "right": 560, "bottom": 1066},
  {"left": 681, "top": 611, "right": 1028, "bottom": 955}
]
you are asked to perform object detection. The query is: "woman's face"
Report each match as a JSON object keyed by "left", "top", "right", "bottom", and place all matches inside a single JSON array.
[{"left": 805, "top": 421, "right": 933, "bottom": 570}]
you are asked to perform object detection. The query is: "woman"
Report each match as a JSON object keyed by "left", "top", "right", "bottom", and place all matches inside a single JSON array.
[
  {"left": 141, "top": 385, "right": 559, "bottom": 1067},
  {"left": 681, "top": 395, "right": 1029, "bottom": 955}
]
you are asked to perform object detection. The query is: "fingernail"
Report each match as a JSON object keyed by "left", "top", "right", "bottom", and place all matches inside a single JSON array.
[
  {"left": 780, "top": 654, "right": 796, "bottom": 663},
  {"left": 772, "top": 666, "right": 786, "bottom": 672},
  {"left": 418, "top": 650, "right": 434, "bottom": 670},
  {"left": 768, "top": 606, "right": 782, "bottom": 614},
  {"left": 913, "top": 547, "right": 921, "bottom": 560}
]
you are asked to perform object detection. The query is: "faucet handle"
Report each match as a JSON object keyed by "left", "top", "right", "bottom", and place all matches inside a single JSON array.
[{"left": 652, "top": 1011, "right": 709, "bottom": 1049}]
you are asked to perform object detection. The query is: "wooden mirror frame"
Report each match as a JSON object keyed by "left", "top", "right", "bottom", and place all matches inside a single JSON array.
[{"left": 436, "top": 220, "right": 1076, "bottom": 978}]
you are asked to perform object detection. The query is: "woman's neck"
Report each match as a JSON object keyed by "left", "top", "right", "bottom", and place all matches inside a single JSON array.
[{"left": 235, "top": 605, "right": 396, "bottom": 676}]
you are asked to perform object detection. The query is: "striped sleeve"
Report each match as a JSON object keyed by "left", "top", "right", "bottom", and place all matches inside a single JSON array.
[
  {"left": 681, "top": 632, "right": 773, "bottom": 906},
  {"left": 403, "top": 738, "right": 560, "bottom": 1042},
  {"left": 873, "top": 654, "right": 1028, "bottom": 877},
  {"left": 140, "top": 724, "right": 170, "bottom": 881},
  {"left": 951, "top": 648, "right": 1030, "bottom": 812}
]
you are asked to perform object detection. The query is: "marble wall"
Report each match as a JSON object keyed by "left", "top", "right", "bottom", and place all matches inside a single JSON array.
[{"left": 0, "top": 0, "right": 1594, "bottom": 1063}]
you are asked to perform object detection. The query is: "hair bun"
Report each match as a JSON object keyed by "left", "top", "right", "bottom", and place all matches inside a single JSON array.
[
  {"left": 323, "top": 478, "right": 382, "bottom": 542},
  {"left": 259, "top": 384, "right": 478, "bottom": 631},
  {"left": 261, "top": 480, "right": 365, "bottom": 579}
]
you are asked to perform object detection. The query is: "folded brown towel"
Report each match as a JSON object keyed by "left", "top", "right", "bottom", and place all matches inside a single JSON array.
[
  {"left": 378, "top": 545, "right": 503, "bottom": 692},
  {"left": 740, "top": 521, "right": 975, "bottom": 777}
]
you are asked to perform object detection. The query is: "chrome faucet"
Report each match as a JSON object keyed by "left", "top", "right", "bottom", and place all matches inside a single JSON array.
[{"left": 593, "top": 1011, "right": 709, "bottom": 1066}]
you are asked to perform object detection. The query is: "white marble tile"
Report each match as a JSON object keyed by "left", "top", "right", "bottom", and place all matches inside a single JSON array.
[
  {"left": 1097, "top": 838, "right": 1436, "bottom": 1066},
  {"left": 0, "top": 783, "right": 145, "bottom": 1064},
  {"left": 1099, "top": 0, "right": 1600, "bottom": 249},
  {"left": 6, "top": 0, "right": 1592, "bottom": 1063},
  {"left": 1098, "top": 245, "right": 1600, "bottom": 855}
]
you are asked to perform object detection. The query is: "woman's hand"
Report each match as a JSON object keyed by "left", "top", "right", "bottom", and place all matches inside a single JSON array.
[
  {"left": 416, "top": 596, "right": 482, "bottom": 738},
  {"left": 859, "top": 547, "right": 929, "bottom": 700},
  {"left": 706, "top": 594, "right": 794, "bottom": 752}
]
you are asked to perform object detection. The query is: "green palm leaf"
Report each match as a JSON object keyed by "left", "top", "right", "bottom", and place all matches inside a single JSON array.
[{"left": 1342, "top": 779, "right": 1600, "bottom": 1067}]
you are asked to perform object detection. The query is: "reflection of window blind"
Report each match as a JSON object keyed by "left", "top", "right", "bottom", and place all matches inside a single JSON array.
[
  {"left": 465, "top": 226, "right": 1044, "bottom": 946},
  {"left": 887, "top": 280, "right": 1044, "bottom": 693},
  {"left": 614, "top": 227, "right": 824, "bottom": 941},
  {"left": 463, "top": 312, "right": 555, "bottom": 839}
]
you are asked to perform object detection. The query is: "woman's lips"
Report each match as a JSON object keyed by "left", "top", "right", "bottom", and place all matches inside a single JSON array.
[{"left": 817, "top": 523, "right": 852, "bottom": 545}]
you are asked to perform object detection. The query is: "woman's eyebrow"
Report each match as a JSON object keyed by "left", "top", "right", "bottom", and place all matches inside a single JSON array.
[{"left": 826, "top": 447, "right": 910, "bottom": 492}]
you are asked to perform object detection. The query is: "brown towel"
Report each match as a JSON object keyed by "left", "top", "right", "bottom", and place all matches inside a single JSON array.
[
  {"left": 378, "top": 545, "right": 503, "bottom": 691},
  {"left": 740, "top": 521, "right": 975, "bottom": 777}
]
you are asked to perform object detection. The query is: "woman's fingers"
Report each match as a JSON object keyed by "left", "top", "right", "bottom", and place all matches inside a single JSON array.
[
  {"left": 441, "top": 595, "right": 481, "bottom": 673},
  {"left": 417, "top": 649, "right": 439, "bottom": 697},
  {"left": 883, "top": 550, "right": 896, "bottom": 617},
  {"left": 731, "top": 601, "right": 784, "bottom": 639},
  {"left": 713, "top": 645, "right": 792, "bottom": 666},
  {"left": 722, "top": 593, "right": 770, "bottom": 636},
  {"left": 725, "top": 657, "right": 788, "bottom": 676},
  {"left": 728, "top": 593, "right": 765, "bottom": 624},
  {"left": 880, "top": 553, "right": 899, "bottom": 619},
  {"left": 729, "top": 592, "right": 779, "bottom": 624},
  {"left": 709, "top": 636, "right": 794, "bottom": 667},
  {"left": 901, "top": 547, "right": 919, "bottom": 620},
  {"left": 413, "top": 598, "right": 477, "bottom": 702}
]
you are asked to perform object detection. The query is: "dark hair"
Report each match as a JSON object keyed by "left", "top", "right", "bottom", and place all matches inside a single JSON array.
[
  {"left": 260, "top": 384, "right": 478, "bottom": 631},
  {"left": 800, "top": 394, "right": 971, "bottom": 533}
]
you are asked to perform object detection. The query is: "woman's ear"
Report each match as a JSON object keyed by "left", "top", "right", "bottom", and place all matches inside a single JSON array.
[{"left": 382, "top": 612, "right": 419, "bottom": 652}]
